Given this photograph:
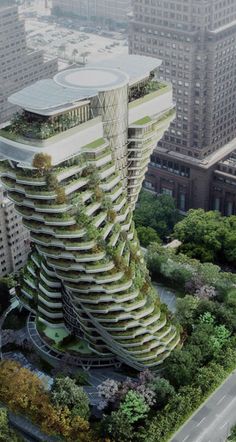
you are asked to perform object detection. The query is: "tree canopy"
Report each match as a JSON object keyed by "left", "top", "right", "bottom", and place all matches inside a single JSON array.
[
  {"left": 174, "top": 209, "right": 236, "bottom": 267},
  {"left": 134, "top": 190, "right": 180, "bottom": 240}
]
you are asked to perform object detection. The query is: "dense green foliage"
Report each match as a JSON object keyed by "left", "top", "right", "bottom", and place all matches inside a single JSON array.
[
  {"left": 228, "top": 425, "right": 236, "bottom": 441},
  {"left": 119, "top": 391, "right": 149, "bottom": 423},
  {"left": 147, "top": 243, "right": 236, "bottom": 296},
  {"left": 174, "top": 209, "right": 236, "bottom": 267},
  {"left": 0, "top": 275, "right": 16, "bottom": 314},
  {"left": 97, "top": 241, "right": 236, "bottom": 442},
  {"left": 134, "top": 190, "right": 180, "bottom": 242},
  {"left": 51, "top": 376, "right": 90, "bottom": 420},
  {"left": 0, "top": 361, "right": 95, "bottom": 442},
  {"left": 136, "top": 226, "right": 161, "bottom": 247},
  {"left": 0, "top": 408, "right": 23, "bottom": 442}
]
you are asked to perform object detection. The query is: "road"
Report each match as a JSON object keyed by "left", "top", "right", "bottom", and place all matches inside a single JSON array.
[{"left": 171, "top": 371, "right": 236, "bottom": 442}]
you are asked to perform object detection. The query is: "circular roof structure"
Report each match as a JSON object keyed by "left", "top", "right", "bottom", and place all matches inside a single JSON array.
[{"left": 54, "top": 67, "right": 129, "bottom": 91}]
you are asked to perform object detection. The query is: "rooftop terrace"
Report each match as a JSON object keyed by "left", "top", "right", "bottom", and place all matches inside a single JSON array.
[{"left": 9, "top": 55, "right": 161, "bottom": 115}]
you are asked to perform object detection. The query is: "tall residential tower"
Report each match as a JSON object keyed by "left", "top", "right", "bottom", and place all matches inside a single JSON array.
[
  {"left": 0, "top": 186, "right": 30, "bottom": 277},
  {"left": 0, "top": 1, "right": 57, "bottom": 124},
  {"left": 130, "top": 0, "right": 236, "bottom": 213},
  {"left": 0, "top": 55, "right": 179, "bottom": 370}
]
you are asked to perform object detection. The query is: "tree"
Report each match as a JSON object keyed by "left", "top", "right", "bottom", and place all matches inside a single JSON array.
[
  {"left": 46, "top": 173, "right": 58, "bottom": 190},
  {"left": 164, "top": 349, "right": 199, "bottom": 388},
  {"left": 0, "top": 360, "right": 48, "bottom": 415},
  {"left": 103, "top": 409, "right": 134, "bottom": 442},
  {"left": 81, "top": 51, "right": 90, "bottom": 64},
  {"left": 58, "top": 43, "right": 66, "bottom": 58},
  {"left": 174, "top": 209, "right": 236, "bottom": 266},
  {"left": 0, "top": 408, "right": 22, "bottom": 442},
  {"left": 32, "top": 153, "right": 52, "bottom": 174},
  {"left": 136, "top": 226, "right": 161, "bottom": 248},
  {"left": 134, "top": 190, "right": 180, "bottom": 239},
  {"left": 72, "top": 48, "right": 79, "bottom": 62},
  {"left": 119, "top": 391, "right": 149, "bottom": 424},
  {"left": 175, "top": 295, "right": 199, "bottom": 329},
  {"left": 228, "top": 424, "right": 236, "bottom": 441},
  {"left": 51, "top": 376, "right": 90, "bottom": 420},
  {"left": 223, "top": 216, "right": 236, "bottom": 265},
  {"left": 98, "top": 378, "right": 120, "bottom": 410},
  {"left": 149, "top": 378, "right": 175, "bottom": 409},
  {"left": 194, "top": 362, "right": 226, "bottom": 394},
  {"left": 55, "top": 187, "right": 66, "bottom": 204},
  {"left": 0, "top": 275, "right": 16, "bottom": 313}
]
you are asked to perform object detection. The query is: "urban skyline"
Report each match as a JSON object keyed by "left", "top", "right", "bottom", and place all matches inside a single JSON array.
[{"left": 0, "top": 1, "right": 57, "bottom": 124}]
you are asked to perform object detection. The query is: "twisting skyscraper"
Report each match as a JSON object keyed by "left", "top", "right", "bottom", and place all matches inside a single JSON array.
[{"left": 0, "top": 55, "right": 179, "bottom": 370}]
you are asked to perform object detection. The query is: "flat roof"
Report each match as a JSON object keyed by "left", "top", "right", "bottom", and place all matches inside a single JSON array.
[
  {"left": 8, "top": 55, "right": 161, "bottom": 115},
  {"left": 55, "top": 67, "right": 129, "bottom": 90}
]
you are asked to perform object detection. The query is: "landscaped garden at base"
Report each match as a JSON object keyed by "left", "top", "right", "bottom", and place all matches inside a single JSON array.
[
  {"left": 37, "top": 321, "right": 92, "bottom": 355},
  {"left": 1, "top": 192, "right": 236, "bottom": 441}
]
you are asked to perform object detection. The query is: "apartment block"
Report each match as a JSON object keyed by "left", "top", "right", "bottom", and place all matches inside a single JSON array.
[
  {"left": 0, "top": 1, "right": 57, "bottom": 124},
  {"left": 0, "top": 186, "right": 31, "bottom": 277},
  {"left": 0, "top": 55, "right": 179, "bottom": 370}
]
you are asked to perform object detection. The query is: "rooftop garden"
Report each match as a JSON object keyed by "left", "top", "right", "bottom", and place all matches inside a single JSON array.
[
  {"left": 129, "top": 74, "right": 167, "bottom": 104},
  {"left": 37, "top": 321, "right": 92, "bottom": 355},
  {"left": 1, "top": 108, "right": 91, "bottom": 141}
]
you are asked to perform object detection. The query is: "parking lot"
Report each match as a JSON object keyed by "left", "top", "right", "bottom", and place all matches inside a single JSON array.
[{"left": 20, "top": 2, "right": 128, "bottom": 70}]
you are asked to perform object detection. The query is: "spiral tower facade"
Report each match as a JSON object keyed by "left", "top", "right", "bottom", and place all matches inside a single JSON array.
[{"left": 0, "top": 55, "right": 179, "bottom": 370}]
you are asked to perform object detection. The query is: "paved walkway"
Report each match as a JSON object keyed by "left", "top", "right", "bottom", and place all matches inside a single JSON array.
[{"left": 171, "top": 371, "right": 236, "bottom": 442}]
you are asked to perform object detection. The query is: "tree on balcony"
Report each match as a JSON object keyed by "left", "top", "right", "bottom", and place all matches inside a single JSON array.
[{"left": 32, "top": 154, "right": 52, "bottom": 175}]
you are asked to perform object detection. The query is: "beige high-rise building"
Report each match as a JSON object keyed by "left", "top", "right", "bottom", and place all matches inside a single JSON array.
[
  {"left": 0, "top": 1, "right": 58, "bottom": 124},
  {"left": 129, "top": 0, "right": 236, "bottom": 214},
  {"left": 0, "top": 186, "right": 31, "bottom": 277},
  {"left": 52, "top": 0, "right": 132, "bottom": 25}
]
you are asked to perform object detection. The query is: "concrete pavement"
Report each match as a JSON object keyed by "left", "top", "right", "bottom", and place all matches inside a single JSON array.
[{"left": 171, "top": 371, "right": 236, "bottom": 442}]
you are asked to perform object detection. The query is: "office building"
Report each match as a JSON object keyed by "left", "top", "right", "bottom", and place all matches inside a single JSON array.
[
  {"left": 129, "top": 0, "right": 236, "bottom": 214},
  {"left": 0, "top": 55, "right": 179, "bottom": 370},
  {"left": 52, "top": 0, "right": 132, "bottom": 25},
  {"left": 0, "top": 1, "right": 57, "bottom": 124}
]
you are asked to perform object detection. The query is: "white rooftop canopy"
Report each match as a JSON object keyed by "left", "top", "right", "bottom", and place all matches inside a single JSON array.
[{"left": 8, "top": 55, "right": 161, "bottom": 114}]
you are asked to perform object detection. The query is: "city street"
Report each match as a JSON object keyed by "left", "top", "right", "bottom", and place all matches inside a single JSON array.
[{"left": 171, "top": 371, "right": 236, "bottom": 442}]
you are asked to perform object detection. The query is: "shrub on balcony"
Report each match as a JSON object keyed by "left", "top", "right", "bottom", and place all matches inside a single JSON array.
[
  {"left": 55, "top": 187, "right": 67, "bottom": 204},
  {"left": 46, "top": 173, "right": 59, "bottom": 190},
  {"left": 107, "top": 209, "right": 116, "bottom": 223},
  {"left": 101, "top": 196, "right": 113, "bottom": 210},
  {"left": 87, "top": 224, "right": 101, "bottom": 240},
  {"left": 93, "top": 187, "right": 104, "bottom": 202},
  {"left": 32, "top": 153, "right": 52, "bottom": 174}
]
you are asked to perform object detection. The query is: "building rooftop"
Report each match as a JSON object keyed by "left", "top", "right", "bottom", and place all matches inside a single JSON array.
[{"left": 8, "top": 55, "right": 161, "bottom": 115}]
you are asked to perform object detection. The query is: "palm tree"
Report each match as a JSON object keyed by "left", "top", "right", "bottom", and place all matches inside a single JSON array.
[
  {"left": 80, "top": 51, "right": 90, "bottom": 65},
  {"left": 58, "top": 44, "right": 66, "bottom": 59},
  {"left": 72, "top": 48, "right": 79, "bottom": 63}
]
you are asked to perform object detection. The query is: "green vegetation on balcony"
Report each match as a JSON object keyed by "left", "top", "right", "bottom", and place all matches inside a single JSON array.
[
  {"left": 82, "top": 137, "right": 106, "bottom": 150},
  {"left": 4, "top": 110, "right": 91, "bottom": 141},
  {"left": 129, "top": 77, "right": 169, "bottom": 108},
  {"left": 133, "top": 116, "right": 152, "bottom": 126}
]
